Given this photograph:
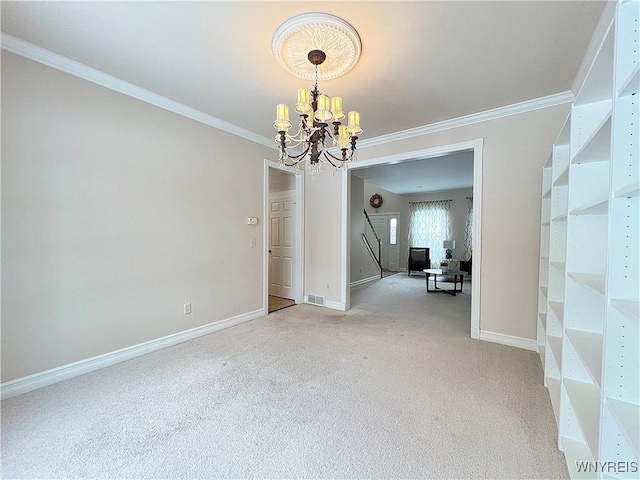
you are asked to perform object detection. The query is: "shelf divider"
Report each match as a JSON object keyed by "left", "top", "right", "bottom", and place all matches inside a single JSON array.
[
  {"left": 548, "top": 335, "right": 563, "bottom": 367},
  {"left": 618, "top": 63, "right": 639, "bottom": 98},
  {"left": 572, "top": 116, "right": 612, "bottom": 165},
  {"left": 606, "top": 397, "right": 640, "bottom": 457},
  {"left": 564, "top": 378, "right": 601, "bottom": 460},
  {"left": 539, "top": 313, "right": 547, "bottom": 329},
  {"left": 565, "top": 328, "right": 604, "bottom": 386},
  {"left": 567, "top": 272, "right": 606, "bottom": 296},
  {"left": 547, "top": 376, "right": 561, "bottom": 425},
  {"left": 562, "top": 437, "right": 594, "bottom": 479},
  {"left": 613, "top": 181, "right": 640, "bottom": 199},
  {"left": 549, "top": 301, "right": 565, "bottom": 325},
  {"left": 553, "top": 166, "right": 570, "bottom": 186},
  {"left": 569, "top": 198, "right": 609, "bottom": 216},
  {"left": 610, "top": 299, "right": 639, "bottom": 323}
]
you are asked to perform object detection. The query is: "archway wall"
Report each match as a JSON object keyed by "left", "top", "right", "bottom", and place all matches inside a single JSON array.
[{"left": 304, "top": 102, "right": 571, "bottom": 343}]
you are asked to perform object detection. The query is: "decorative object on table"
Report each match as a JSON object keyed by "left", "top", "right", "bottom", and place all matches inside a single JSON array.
[
  {"left": 369, "top": 193, "right": 383, "bottom": 209},
  {"left": 443, "top": 240, "right": 455, "bottom": 270},
  {"left": 440, "top": 260, "right": 449, "bottom": 273},
  {"left": 448, "top": 259, "right": 459, "bottom": 271},
  {"left": 272, "top": 13, "right": 363, "bottom": 176}
]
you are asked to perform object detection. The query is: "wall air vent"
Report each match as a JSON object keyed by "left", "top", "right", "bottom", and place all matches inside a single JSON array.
[{"left": 307, "top": 295, "right": 325, "bottom": 306}]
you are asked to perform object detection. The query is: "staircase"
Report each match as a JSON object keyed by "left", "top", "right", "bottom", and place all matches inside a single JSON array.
[{"left": 362, "top": 209, "right": 382, "bottom": 278}]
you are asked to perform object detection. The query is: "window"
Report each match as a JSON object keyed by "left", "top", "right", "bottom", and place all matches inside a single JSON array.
[
  {"left": 389, "top": 218, "right": 397, "bottom": 245},
  {"left": 408, "top": 200, "right": 451, "bottom": 267}
]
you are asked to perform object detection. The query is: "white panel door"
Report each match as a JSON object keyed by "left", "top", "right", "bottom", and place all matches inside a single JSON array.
[
  {"left": 387, "top": 214, "right": 400, "bottom": 271},
  {"left": 368, "top": 214, "right": 400, "bottom": 271},
  {"left": 269, "top": 193, "right": 295, "bottom": 299},
  {"left": 372, "top": 215, "right": 389, "bottom": 269}
]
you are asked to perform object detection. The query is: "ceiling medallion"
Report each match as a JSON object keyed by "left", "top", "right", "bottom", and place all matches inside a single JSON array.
[{"left": 272, "top": 13, "right": 362, "bottom": 81}]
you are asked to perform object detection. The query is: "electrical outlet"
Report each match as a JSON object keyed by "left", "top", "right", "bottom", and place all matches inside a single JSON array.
[
  {"left": 183, "top": 302, "right": 192, "bottom": 314},
  {"left": 250, "top": 238, "right": 256, "bottom": 248},
  {"left": 326, "top": 283, "right": 330, "bottom": 290}
]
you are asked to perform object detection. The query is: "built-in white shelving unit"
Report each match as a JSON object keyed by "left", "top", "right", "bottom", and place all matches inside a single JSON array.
[{"left": 537, "top": 2, "right": 639, "bottom": 478}]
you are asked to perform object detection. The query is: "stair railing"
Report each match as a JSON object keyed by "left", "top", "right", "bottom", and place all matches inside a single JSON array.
[{"left": 363, "top": 209, "right": 382, "bottom": 278}]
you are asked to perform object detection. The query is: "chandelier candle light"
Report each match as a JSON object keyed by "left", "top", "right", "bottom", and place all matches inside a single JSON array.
[{"left": 272, "top": 13, "right": 363, "bottom": 176}]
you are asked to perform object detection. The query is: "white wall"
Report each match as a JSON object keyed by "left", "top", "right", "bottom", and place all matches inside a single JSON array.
[
  {"left": 1, "top": 53, "right": 276, "bottom": 382},
  {"left": 306, "top": 103, "right": 571, "bottom": 339},
  {"left": 269, "top": 168, "right": 295, "bottom": 193},
  {"left": 350, "top": 176, "right": 380, "bottom": 283},
  {"left": 304, "top": 166, "right": 342, "bottom": 304},
  {"left": 363, "top": 183, "right": 404, "bottom": 217}
]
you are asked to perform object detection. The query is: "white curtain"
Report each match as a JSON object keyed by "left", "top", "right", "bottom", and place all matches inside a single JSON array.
[
  {"left": 408, "top": 200, "right": 451, "bottom": 267},
  {"left": 463, "top": 197, "right": 473, "bottom": 261}
]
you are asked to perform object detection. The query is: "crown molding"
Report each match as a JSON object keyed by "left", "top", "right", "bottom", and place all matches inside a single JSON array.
[
  {"left": 357, "top": 91, "right": 574, "bottom": 150},
  {"left": 571, "top": 1, "right": 617, "bottom": 97},
  {"left": 2, "top": 32, "right": 576, "bottom": 153},
  {"left": 1, "top": 33, "right": 275, "bottom": 149}
]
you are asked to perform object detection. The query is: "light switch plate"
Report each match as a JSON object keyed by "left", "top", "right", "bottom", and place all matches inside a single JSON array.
[{"left": 247, "top": 217, "right": 258, "bottom": 225}]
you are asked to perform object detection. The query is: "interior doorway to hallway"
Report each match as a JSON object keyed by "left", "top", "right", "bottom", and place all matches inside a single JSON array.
[
  {"left": 342, "top": 139, "right": 483, "bottom": 340},
  {"left": 365, "top": 213, "right": 400, "bottom": 271},
  {"left": 263, "top": 160, "right": 304, "bottom": 314}
]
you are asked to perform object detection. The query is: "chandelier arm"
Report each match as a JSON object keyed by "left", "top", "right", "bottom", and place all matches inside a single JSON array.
[
  {"left": 317, "top": 123, "right": 335, "bottom": 139},
  {"left": 285, "top": 139, "right": 307, "bottom": 149},
  {"left": 280, "top": 156, "right": 304, "bottom": 167},
  {"left": 321, "top": 151, "right": 341, "bottom": 168},
  {"left": 323, "top": 148, "right": 348, "bottom": 163},
  {"left": 287, "top": 145, "right": 311, "bottom": 160}
]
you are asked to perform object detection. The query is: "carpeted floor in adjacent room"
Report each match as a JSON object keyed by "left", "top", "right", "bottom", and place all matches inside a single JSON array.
[{"left": 1, "top": 274, "right": 568, "bottom": 479}]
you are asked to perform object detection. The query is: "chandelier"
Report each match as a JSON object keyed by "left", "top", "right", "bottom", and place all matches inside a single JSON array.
[{"left": 272, "top": 13, "right": 363, "bottom": 175}]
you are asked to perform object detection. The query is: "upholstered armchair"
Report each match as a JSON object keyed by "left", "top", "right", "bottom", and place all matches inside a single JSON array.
[
  {"left": 407, "top": 247, "right": 430, "bottom": 276},
  {"left": 460, "top": 256, "right": 472, "bottom": 275}
]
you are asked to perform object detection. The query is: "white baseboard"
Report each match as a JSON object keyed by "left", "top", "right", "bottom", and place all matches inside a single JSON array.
[
  {"left": 471, "top": 327, "right": 480, "bottom": 340},
  {"left": 1, "top": 308, "right": 266, "bottom": 400},
  {"left": 350, "top": 275, "right": 380, "bottom": 287},
  {"left": 304, "top": 299, "right": 347, "bottom": 311},
  {"left": 479, "top": 330, "right": 537, "bottom": 351},
  {"left": 324, "top": 300, "right": 347, "bottom": 311}
]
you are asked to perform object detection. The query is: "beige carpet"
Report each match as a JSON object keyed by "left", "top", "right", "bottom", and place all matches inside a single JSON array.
[{"left": 1, "top": 275, "right": 567, "bottom": 479}]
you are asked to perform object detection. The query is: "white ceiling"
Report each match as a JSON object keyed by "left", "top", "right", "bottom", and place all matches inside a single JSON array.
[
  {"left": 1, "top": 2, "right": 605, "bottom": 142},
  {"left": 352, "top": 151, "right": 474, "bottom": 195}
]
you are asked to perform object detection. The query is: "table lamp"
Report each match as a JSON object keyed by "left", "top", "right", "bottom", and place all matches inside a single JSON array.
[{"left": 443, "top": 240, "right": 455, "bottom": 271}]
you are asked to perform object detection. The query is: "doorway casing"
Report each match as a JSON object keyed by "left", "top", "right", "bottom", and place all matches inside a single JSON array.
[
  {"left": 263, "top": 159, "right": 305, "bottom": 312},
  {"left": 341, "top": 139, "right": 484, "bottom": 339}
]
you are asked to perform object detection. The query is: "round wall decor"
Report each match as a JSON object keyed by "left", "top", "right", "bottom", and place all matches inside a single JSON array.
[{"left": 369, "top": 193, "right": 383, "bottom": 209}]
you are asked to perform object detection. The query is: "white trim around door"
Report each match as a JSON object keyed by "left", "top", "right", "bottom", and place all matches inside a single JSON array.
[
  {"left": 341, "top": 139, "right": 484, "bottom": 340},
  {"left": 263, "top": 160, "right": 305, "bottom": 310}
]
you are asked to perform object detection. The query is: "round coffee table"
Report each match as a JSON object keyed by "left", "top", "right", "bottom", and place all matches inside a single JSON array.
[{"left": 423, "top": 269, "right": 468, "bottom": 296}]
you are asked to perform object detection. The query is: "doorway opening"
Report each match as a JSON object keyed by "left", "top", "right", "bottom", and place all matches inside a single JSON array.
[
  {"left": 263, "top": 160, "right": 304, "bottom": 314},
  {"left": 341, "top": 139, "right": 483, "bottom": 339},
  {"left": 365, "top": 212, "right": 401, "bottom": 272}
]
